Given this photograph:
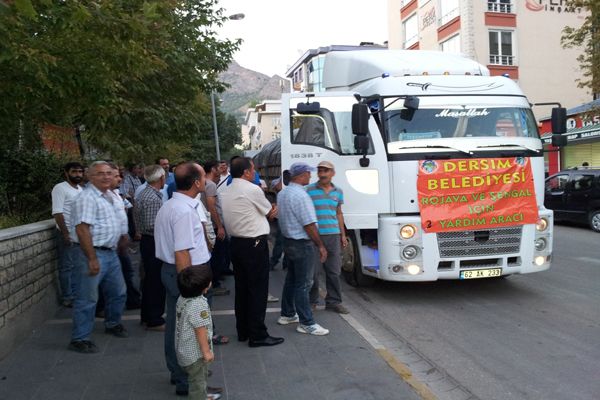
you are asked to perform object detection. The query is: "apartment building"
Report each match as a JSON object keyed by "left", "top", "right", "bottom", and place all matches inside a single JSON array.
[
  {"left": 241, "top": 100, "right": 282, "bottom": 150},
  {"left": 387, "top": 0, "right": 590, "bottom": 111}
]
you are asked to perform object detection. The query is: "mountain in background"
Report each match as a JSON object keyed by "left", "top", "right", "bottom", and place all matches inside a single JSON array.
[{"left": 218, "top": 61, "right": 290, "bottom": 120}]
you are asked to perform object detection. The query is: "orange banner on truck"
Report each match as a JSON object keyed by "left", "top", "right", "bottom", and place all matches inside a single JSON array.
[{"left": 417, "top": 157, "right": 538, "bottom": 233}]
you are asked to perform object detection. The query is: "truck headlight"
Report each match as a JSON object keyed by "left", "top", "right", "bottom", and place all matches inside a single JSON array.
[
  {"left": 402, "top": 245, "right": 419, "bottom": 259},
  {"left": 535, "top": 238, "right": 547, "bottom": 251},
  {"left": 407, "top": 264, "right": 421, "bottom": 275},
  {"left": 536, "top": 218, "right": 548, "bottom": 232},
  {"left": 534, "top": 256, "right": 546, "bottom": 266},
  {"left": 400, "top": 224, "right": 417, "bottom": 239}
]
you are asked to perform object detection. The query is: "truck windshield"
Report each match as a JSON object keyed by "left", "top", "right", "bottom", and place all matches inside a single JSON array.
[{"left": 385, "top": 107, "right": 539, "bottom": 143}]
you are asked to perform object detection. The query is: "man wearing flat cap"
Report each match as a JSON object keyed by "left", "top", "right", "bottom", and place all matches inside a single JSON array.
[
  {"left": 306, "top": 160, "right": 349, "bottom": 314},
  {"left": 276, "top": 162, "right": 330, "bottom": 336}
]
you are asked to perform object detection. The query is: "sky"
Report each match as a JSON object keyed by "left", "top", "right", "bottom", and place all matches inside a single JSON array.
[{"left": 216, "top": 0, "right": 389, "bottom": 77}]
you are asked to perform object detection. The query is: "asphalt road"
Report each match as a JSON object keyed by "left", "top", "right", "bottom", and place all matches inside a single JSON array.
[{"left": 343, "top": 224, "right": 600, "bottom": 400}]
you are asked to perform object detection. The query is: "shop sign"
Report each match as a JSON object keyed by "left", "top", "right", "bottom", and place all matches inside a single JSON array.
[
  {"left": 421, "top": 7, "right": 436, "bottom": 30},
  {"left": 417, "top": 158, "right": 537, "bottom": 232},
  {"left": 542, "top": 126, "right": 600, "bottom": 144},
  {"left": 526, "top": 0, "right": 583, "bottom": 13}
]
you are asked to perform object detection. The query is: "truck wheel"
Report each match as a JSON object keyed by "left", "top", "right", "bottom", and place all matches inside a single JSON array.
[
  {"left": 341, "top": 232, "right": 375, "bottom": 287},
  {"left": 588, "top": 210, "right": 600, "bottom": 232}
]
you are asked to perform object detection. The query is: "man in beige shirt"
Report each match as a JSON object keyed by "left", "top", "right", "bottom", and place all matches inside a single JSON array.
[{"left": 219, "top": 157, "right": 284, "bottom": 348}]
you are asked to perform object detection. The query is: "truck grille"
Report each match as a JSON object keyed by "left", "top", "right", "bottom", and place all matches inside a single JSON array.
[{"left": 437, "top": 227, "right": 522, "bottom": 258}]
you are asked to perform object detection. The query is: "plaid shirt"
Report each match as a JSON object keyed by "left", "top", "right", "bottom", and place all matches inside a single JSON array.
[
  {"left": 277, "top": 182, "right": 317, "bottom": 240},
  {"left": 69, "top": 184, "right": 122, "bottom": 248},
  {"left": 134, "top": 185, "right": 163, "bottom": 236},
  {"left": 120, "top": 173, "right": 141, "bottom": 200},
  {"left": 175, "top": 295, "right": 213, "bottom": 367}
]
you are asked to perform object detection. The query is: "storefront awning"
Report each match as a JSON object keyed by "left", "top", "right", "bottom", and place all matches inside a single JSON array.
[{"left": 541, "top": 124, "right": 600, "bottom": 145}]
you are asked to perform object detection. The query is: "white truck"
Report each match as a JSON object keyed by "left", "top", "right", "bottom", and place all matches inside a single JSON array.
[{"left": 263, "top": 49, "right": 566, "bottom": 285}]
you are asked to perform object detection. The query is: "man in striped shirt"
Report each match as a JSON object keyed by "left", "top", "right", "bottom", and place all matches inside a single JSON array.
[{"left": 306, "top": 161, "right": 349, "bottom": 314}]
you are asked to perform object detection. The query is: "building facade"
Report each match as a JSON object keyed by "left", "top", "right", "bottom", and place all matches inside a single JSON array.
[
  {"left": 387, "top": 0, "right": 590, "bottom": 113},
  {"left": 241, "top": 100, "right": 282, "bottom": 150}
]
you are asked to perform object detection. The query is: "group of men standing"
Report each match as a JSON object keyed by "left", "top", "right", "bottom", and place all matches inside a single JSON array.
[{"left": 51, "top": 155, "right": 350, "bottom": 398}]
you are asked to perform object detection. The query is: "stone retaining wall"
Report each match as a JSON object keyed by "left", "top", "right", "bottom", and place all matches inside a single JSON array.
[{"left": 0, "top": 219, "right": 59, "bottom": 359}]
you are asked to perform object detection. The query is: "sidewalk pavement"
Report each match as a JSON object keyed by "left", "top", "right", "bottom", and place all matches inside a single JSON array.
[{"left": 0, "top": 267, "right": 420, "bottom": 400}]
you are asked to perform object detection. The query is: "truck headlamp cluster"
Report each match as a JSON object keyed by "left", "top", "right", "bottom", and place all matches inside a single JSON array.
[
  {"left": 536, "top": 218, "right": 548, "bottom": 232},
  {"left": 399, "top": 224, "right": 417, "bottom": 239}
]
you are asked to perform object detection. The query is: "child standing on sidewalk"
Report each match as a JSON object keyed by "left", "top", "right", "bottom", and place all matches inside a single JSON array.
[{"left": 175, "top": 265, "right": 220, "bottom": 400}]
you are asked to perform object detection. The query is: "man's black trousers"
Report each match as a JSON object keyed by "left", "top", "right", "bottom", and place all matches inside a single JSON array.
[
  {"left": 229, "top": 235, "right": 270, "bottom": 341},
  {"left": 140, "top": 235, "right": 166, "bottom": 327}
]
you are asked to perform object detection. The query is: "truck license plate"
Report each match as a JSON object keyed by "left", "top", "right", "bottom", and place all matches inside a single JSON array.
[{"left": 460, "top": 268, "right": 502, "bottom": 279}]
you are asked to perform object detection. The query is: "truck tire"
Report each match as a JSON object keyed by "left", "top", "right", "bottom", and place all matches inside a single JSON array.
[
  {"left": 588, "top": 210, "right": 600, "bottom": 232},
  {"left": 342, "top": 232, "right": 375, "bottom": 287}
]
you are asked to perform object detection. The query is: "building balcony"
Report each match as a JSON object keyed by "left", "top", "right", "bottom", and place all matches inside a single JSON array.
[
  {"left": 487, "top": 2, "right": 513, "bottom": 14},
  {"left": 439, "top": 7, "right": 459, "bottom": 27},
  {"left": 489, "top": 54, "right": 515, "bottom": 66}
]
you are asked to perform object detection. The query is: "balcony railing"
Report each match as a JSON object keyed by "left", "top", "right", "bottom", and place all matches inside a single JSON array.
[
  {"left": 489, "top": 54, "right": 515, "bottom": 66},
  {"left": 439, "top": 7, "right": 459, "bottom": 27},
  {"left": 487, "top": 2, "right": 513, "bottom": 13}
]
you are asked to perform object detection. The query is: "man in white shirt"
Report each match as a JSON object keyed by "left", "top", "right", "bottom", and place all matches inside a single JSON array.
[
  {"left": 51, "top": 162, "right": 84, "bottom": 307},
  {"left": 219, "top": 157, "right": 284, "bottom": 348},
  {"left": 154, "top": 162, "right": 211, "bottom": 397}
]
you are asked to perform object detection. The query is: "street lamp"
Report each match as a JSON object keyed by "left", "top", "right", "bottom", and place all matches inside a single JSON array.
[{"left": 212, "top": 12, "right": 245, "bottom": 160}]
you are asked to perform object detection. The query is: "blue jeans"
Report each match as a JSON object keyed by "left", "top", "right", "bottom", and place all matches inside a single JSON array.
[
  {"left": 70, "top": 246, "right": 127, "bottom": 341},
  {"left": 56, "top": 230, "right": 77, "bottom": 302},
  {"left": 161, "top": 263, "right": 188, "bottom": 391},
  {"left": 270, "top": 227, "right": 284, "bottom": 268},
  {"left": 281, "top": 238, "right": 316, "bottom": 326}
]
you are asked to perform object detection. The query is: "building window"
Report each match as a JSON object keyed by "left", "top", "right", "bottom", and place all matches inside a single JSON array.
[
  {"left": 488, "top": 0, "right": 512, "bottom": 13},
  {"left": 307, "top": 56, "right": 325, "bottom": 92},
  {"left": 272, "top": 117, "right": 281, "bottom": 131},
  {"left": 489, "top": 30, "right": 515, "bottom": 65},
  {"left": 439, "top": 0, "right": 459, "bottom": 26},
  {"left": 403, "top": 14, "right": 418, "bottom": 48},
  {"left": 440, "top": 34, "right": 461, "bottom": 54}
]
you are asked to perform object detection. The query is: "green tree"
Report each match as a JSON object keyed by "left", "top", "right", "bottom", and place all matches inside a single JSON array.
[
  {"left": 562, "top": 0, "right": 600, "bottom": 97},
  {"left": 0, "top": 0, "right": 240, "bottom": 161}
]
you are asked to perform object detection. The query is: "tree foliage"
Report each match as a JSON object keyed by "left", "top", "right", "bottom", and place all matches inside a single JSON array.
[
  {"left": 562, "top": 0, "right": 600, "bottom": 97},
  {"left": 0, "top": 0, "right": 241, "bottom": 161}
]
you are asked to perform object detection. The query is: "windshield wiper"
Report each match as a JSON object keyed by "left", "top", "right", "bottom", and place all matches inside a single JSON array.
[
  {"left": 391, "top": 144, "right": 473, "bottom": 155},
  {"left": 475, "top": 144, "right": 540, "bottom": 153}
]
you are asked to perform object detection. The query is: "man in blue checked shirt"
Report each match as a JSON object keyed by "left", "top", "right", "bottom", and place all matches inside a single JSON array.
[
  {"left": 306, "top": 161, "right": 350, "bottom": 314},
  {"left": 68, "top": 161, "right": 129, "bottom": 354},
  {"left": 277, "top": 162, "right": 330, "bottom": 336}
]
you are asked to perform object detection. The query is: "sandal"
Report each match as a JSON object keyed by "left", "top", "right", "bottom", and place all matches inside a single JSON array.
[{"left": 212, "top": 334, "right": 229, "bottom": 345}]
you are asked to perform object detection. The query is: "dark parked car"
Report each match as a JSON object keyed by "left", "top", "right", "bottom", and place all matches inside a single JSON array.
[{"left": 544, "top": 168, "right": 600, "bottom": 232}]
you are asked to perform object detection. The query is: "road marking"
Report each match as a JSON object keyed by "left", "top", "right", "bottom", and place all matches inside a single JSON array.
[
  {"left": 576, "top": 256, "right": 600, "bottom": 265},
  {"left": 340, "top": 313, "right": 438, "bottom": 400}
]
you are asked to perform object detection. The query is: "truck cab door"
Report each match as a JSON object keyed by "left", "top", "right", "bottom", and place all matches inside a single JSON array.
[{"left": 281, "top": 93, "right": 391, "bottom": 229}]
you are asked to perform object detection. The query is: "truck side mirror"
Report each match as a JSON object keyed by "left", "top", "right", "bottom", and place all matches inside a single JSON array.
[
  {"left": 552, "top": 134, "right": 567, "bottom": 147},
  {"left": 354, "top": 136, "right": 369, "bottom": 153},
  {"left": 352, "top": 104, "right": 369, "bottom": 135},
  {"left": 551, "top": 107, "right": 567, "bottom": 134},
  {"left": 297, "top": 101, "right": 321, "bottom": 114},
  {"left": 551, "top": 107, "right": 567, "bottom": 147},
  {"left": 354, "top": 136, "right": 371, "bottom": 167}
]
